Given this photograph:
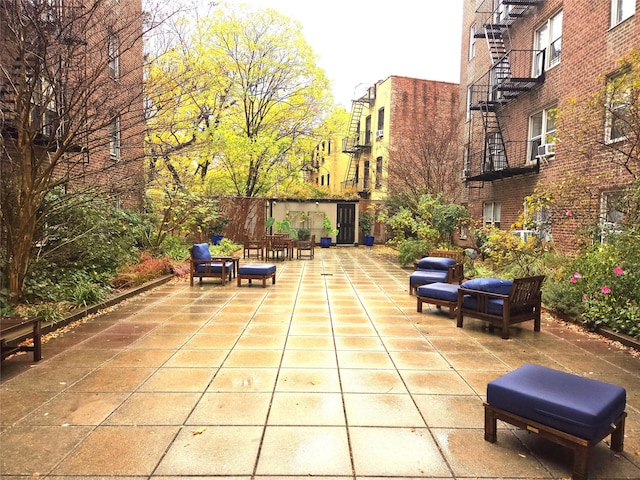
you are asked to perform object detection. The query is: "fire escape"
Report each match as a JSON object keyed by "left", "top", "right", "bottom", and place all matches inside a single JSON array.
[
  {"left": 341, "top": 87, "right": 374, "bottom": 193},
  {"left": 465, "top": 0, "right": 546, "bottom": 184}
]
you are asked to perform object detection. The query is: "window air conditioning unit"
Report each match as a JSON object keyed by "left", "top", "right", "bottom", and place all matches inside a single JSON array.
[
  {"left": 376, "top": 129, "right": 384, "bottom": 139},
  {"left": 511, "top": 229, "right": 536, "bottom": 242},
  {"left": 537, "top": 143, "right": 556, "bottom": 158}
]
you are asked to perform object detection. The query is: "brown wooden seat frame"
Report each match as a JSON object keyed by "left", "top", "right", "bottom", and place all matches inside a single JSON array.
[{"left": 456, "top": 275, "right": 545, "bottom": 339}]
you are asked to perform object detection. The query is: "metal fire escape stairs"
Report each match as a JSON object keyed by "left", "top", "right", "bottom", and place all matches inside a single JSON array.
[
  {"left": 342, "top": 97, "right": 367, "bottom": 189},
  {"left": 467, "top": 0, "right": 544, "bottom": 184}
]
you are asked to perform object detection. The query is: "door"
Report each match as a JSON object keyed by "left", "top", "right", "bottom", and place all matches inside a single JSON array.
[{"left": 336, "top": 203, "right": 355, "bottom": 245}]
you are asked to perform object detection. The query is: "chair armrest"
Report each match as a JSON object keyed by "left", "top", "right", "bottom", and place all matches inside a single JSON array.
[{"left": 447, "top": 263, "right": 464, "bottom": 284}]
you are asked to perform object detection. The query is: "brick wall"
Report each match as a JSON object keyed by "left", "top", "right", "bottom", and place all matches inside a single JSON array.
[{"left": 460, "top": 0, "right": 639, "bottom": 252}]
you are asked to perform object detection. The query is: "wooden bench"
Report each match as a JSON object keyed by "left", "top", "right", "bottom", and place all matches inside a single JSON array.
[
  {"left": 1, "top": 316, "right": 43, "bottom": 362},
  {"left": 485, "top": 364, "right": 626, "bottom": 480},
  {"left": 456, "top": 275, "right": 545, "bottom": 339}
]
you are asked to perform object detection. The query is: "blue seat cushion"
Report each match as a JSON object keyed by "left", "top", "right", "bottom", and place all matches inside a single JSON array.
[
  {"left": 238, "top": 264, "right": 276, "bottom": 276},
  {"left": 417, "top": 283, "right": 459, "bottom": 302},
  {"left": 487, "top": 364, "right": 626, "bottom": 441},
  {"left": 416, "top": 256, "right": 457, "bottom": 270},
  {"left": 461, "top": 277, "right": 513, "bottom": 294},
  {"left": 410, "top": 270, "right": 449, "bottom": 286},
  {"left": 462, "top": 295, "right": 506, "bottom": 316},
  {"left": 195, "top": 261, "right": 233, "bottom": 274}
]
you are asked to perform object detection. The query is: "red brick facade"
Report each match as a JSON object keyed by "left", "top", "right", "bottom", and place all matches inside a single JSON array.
[
  {"left": 0, "top": 0, "right": 145, "bottom": 208},
  {"left": 460, "top": 0, "right": 639, "bottom": 251}
]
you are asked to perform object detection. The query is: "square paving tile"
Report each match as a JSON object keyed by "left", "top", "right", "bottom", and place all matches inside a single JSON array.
[
  {"left": 52, "top": 426, "right": 178, "bottom": 476},
  {"left": 256, "top": 426, "right": 351, "bottom": 475}
]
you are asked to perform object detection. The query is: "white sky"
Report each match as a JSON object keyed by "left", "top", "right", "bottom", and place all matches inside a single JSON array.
[{"left": 217, "top": 0, "right": 464, "bottom": 109}]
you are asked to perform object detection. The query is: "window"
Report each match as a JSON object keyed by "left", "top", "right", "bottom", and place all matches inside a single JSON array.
[
  {"left": 484, "top": 202, "right": 501, "bottom": 228},
  {"left": 363, "top": 160, "right": 370, "bottom": 190},
  {"left": 601, "top": 190, "right": 626, "bottom": 242},
  {"left": 377, "top": 108, "right": 384, "bottom": 138},
  {"left": 466, "top": 86, "right": 473, "bottom": 122},
  {"left": 469, "top": 23, "right": 476, "bottom": 60},
  {"left": 611, "top": 0, "right": 636, "bottom": 27},
  {"left": 31, "top": 77, "right": 57, "bottom": 138},
  {"left": 528, "top": 106, "right": 556, "bottom": 164},
  {"left": 109, "top": 117, "right": 121, "bottom": 161},
  {"left": 365, "top": 116, "right": 371, "bottom": 144},
  {"left": 375, "top": 156, "right": 383, "bottom": 188},
  {"left": 485, "top": 133, "right": 505, "bottom": 171},
  {"left": 534, "top": 10, "right": 562, "bottom": 76},
  {"left": 108, "top": 34, "right": 120, "bottom": 79},
  {"left": 605, "top": 75, "right": 633, "bottom": 143}
]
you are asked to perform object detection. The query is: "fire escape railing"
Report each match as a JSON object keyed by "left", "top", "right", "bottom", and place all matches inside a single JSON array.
[{"left": 465, "top": 0, "right": 546, "bottom": 183}]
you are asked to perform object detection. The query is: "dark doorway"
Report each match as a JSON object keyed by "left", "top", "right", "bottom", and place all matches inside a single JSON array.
[{"left": 336, "top": 203, "right": 356, "bottom": 245}]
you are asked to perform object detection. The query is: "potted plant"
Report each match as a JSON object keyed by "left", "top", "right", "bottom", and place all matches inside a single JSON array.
[
  {"left": 320, "top": 215, "right": 338, "bottom": 248},
  {"left": 297, "top": 228, "right": 311, "bottom": 242},
  {"left": 209, "top": 217, "right": 229, "bottom": 245},
  {"left": 359, "top": 209, "right": 375, "bottom": 247}
]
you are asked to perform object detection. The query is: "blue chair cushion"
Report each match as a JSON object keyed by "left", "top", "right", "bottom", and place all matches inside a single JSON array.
[
  {"left": 487, "top": 364, "right": 626, "bottom": 441},
  {"left": 462, "top": 295, "right": 506, "bottom": 316},
  {"left": 195, "top": 261, "right": 233, "bottom": 274},
  {"left": 416, "top": 256, "right": 457, "bottom": 270},
  {"left": 461, "top": 277, "right": 513, "bottom": 295},
  {"left": 238, "top": 264, "right": 276, "bottom": 276},
  {"left": 410, "top": 270, "right": 449, "bottom": 286},
  {"left": 192, "top": 243, "right": 212, "bottom": 260},
  {"left": 417, "top": 283, "right": 459, "bottom": 302}
]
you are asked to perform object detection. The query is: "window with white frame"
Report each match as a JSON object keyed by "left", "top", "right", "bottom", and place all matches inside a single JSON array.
[
  {"left": 611, "top": 0, "right": 636, "bottom": 27},
  {"left": 601, "top": 190, "right": 626, "bottom": 242},
  {"left": 605, "top": 74, "right": 633, "bottom": 143},
  {"left": 484, "top": 202, "right": 501, "bottom": 228},
  {"left": 528, "top": 106, "right": 556, "bottom": 164},
  {"left": 534, "top": 10, "right": 562, "bottom": 76},
  {"left": 466, "top": 86, "right": 473, "bottom": 122},
  {"left": 109, "top": 117, "right": 121, "bottom": 161},
  {"left": 108, "top": 34, "right": 120, "bottom": 79},
  {"left": 469, "top": 23, "right": 476, "bottom": 60}
]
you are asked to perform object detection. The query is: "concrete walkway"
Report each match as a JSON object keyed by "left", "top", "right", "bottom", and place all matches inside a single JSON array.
[{"left": 1, "top": 247, "right": 639, "bottom": 479}]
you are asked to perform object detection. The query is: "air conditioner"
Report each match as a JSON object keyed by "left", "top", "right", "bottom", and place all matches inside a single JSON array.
[
  {"left": 376, "top": 129, "right": 384, "bottom": 139},
  {"left": 537, "top": 143, "right": 556, "bottom": 158},
  {"left": 511, "top": 229, "right": 536, "bottom": 242}
]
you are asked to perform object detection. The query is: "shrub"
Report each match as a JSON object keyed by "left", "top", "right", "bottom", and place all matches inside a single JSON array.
[
  {"left": 397, "top": 238, "right": 433, "bottom": 267},
  {"left": 545, "top": 231, "right": 640, "bottom": 337},
  {"left": 111, "top": 252, "right": 174, "bottom": 289}
]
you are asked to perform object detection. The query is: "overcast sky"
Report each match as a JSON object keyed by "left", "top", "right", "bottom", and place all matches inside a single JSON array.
[{"left": 217, "top": 0, "right": 464, "bottom": 109}]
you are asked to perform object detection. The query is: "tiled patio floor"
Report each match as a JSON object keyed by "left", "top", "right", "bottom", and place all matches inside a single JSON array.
[{"left": 1, "top": 247, "right": 639, "bottom": 479}]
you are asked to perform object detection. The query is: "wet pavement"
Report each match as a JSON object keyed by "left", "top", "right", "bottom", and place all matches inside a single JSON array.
[{"left": 1, "top": 246, "right": 639, "bottom": 479}]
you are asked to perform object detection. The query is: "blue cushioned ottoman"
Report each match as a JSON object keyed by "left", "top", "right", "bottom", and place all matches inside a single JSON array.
[
  {"left": 237, "top": 264, "right": 276, "bottom": 287},
  {"left": 485, "top": 364, "right": 627, "bottom": 480},
  {"left": 416, "top": 282, "right": 459, "bottom": 318}
]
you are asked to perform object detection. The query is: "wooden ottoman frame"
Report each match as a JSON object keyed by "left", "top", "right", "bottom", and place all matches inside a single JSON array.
[
  {"left": 237, "top": 265, "right": 276, "bottom": 287},
  {"left": 484, "top": 404, "right": 626, "bottom": 480}
]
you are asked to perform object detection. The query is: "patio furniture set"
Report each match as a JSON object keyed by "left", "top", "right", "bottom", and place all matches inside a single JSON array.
[
  {"left": 411, "top": 250, "right": 628, "bottom": 479},
  {"left": 410, "top": 250, "right": 544, "bottom": 340}
]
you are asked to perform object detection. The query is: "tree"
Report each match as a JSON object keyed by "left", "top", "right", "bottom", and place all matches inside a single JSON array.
[
  {"left": 145, "top": 4, "right": 333, "bottom": 198},
  {"left": 0, "top": 0, "right": 173, "bottom": 302},
  {"left": 529, "top": 50, "right": 640, "bottom": 247},
  {"left": 386, "top": 100, "right": 461, "bottom": 208}
]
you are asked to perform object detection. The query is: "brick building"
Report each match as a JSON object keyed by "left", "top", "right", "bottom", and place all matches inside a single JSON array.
[
  {"left": 0, "top": 0, "right": 146, "bottom": 208},
  {"left": 343, "top": 76, "right": 460, "bottom": 203},
  {"left": 460, "top": 0, "right": 639, "bottom": 251}
]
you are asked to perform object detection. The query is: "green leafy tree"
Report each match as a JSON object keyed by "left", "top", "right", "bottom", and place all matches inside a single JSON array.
[{"left": 145, "top": 5, "right": 333, "bottom": 198}]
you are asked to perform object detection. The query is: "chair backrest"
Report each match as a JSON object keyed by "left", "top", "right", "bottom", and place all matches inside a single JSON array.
[
  {"left": 428, "top": 250, "right": 462, "bottom": 263},
  {"left": 509, "top": 276, "right": 545, "bottom": 305}
]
